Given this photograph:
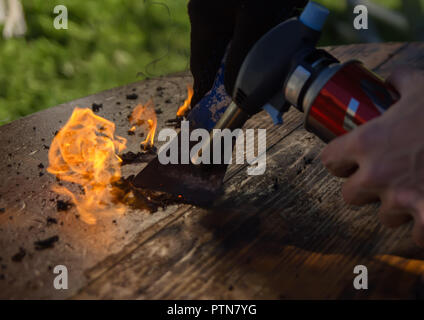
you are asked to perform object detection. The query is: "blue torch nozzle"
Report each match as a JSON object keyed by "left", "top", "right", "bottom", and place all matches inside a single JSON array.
[{"left": 300, "top": 1, "right": 330, "bottom": 32}]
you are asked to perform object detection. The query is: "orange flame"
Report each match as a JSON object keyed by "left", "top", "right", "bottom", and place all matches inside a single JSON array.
[
  {"left": 129, "top": 101, "right": 157, "bottom": 149},
  {"left": 47, "top": 108, "right": 127, "bottom": 224},
  {"left": 176, "top": 85, "right": 193, "bottom": 117}
]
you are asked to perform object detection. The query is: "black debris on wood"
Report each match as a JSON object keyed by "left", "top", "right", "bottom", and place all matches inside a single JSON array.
[
  {"left": 303, "top": 156, "right": 313, "bottom": 165},
  {"left": 38, "top": 163, "right": 44, "bottom": 169},
  {"left": 120, "top": 149, "right": 157, "bottom": 166},
  {"left": 0, "top": 208, "right": 5, "bottom": 214},
  {"left": 166, "top": 117, "right": 183, "bottom": 128},
  {"left": 113, "top": 176, "right": 185, "bottom": 214},
  {"left": 140, "top": 144, "right": 157, "bottom": 153},
  {"left": 11, "top": 247, "right": 26, "bottom": 262},
  {"left": 155, "top": 108, "right": 163, "bottom": 114},
  {"left": 91, "top": 103, "right": 103, "bottom": 112},
  {"left": 126, "top": 93, "right": 138, "bottom": 100},
  {"left": 57, "top": 200, "right": 72, "bottom": 212},
  {"left": 46, "top": 217, "right": 58, "bottom": 226},
  {"left": 34, "top": 236, "right": 59, "bottom": 250},
  {"left": 127, "top": 130, "right": 135, "bottom": 136},
  {"left": 156, "top": 86, "right": 164, "bottom": 97}
]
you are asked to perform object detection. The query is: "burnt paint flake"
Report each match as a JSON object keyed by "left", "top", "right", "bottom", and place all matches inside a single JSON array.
[
  {"left": 126, "top": 93, "right": 138, "bottom": 100},
  {"left": 46, "top": 217, "right": 58, "bottom": 226},
  {"left": 56, "top": 200, "right": 72, "bottom": 212},
  {"left": 34, "top": 235, "right": 59, "bottom": 250},
  {"left": 11, "top": 247, "right": 26, "bottom": 262},
  {"left": 91, "top": 103, "right": 103, "bottom": 112}
]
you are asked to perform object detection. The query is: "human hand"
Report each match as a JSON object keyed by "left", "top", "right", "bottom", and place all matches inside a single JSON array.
[
  {"left": 188, "top": 0, "right": 307, "bottom": 107},
  {"left": 321, "top": 67, "right": 424, "bottom": 247}
]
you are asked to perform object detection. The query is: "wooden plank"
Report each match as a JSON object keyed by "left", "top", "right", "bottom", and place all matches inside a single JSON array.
[
  {"left": 0, "top": 42, "right": 413, "bottom": 299},
  {"left": 74, "top": 128, "right": 421, "bottom": 299},
  {"left": 0, "top": 74, "right": 196, "bottom": 299},
  {"left": 373, "top": 42, "right": 424, "bottom": 77},
  {"left": 73, "top": 43, "right": 423, "bottom": 299}
]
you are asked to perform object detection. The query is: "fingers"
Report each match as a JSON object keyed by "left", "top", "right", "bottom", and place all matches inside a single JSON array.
[
  {"left": 412, "top": 214, "right": 424, "bottom": 248},
  {"left": 386, "top": 66, "right": 414, "bottom": 93},
  {"left": 386, "top": 66, "right": 424, "bottom": 97},
  {"left": 378, "top": 189, "right": 412, "bottom": 227},
  {"left": 340, "top": 169, "right": 380, "bottom": 205},
  {"left": 379, "top": 188, "right": 424, "bottom": 247},
  {"left": 409, "top": 197, "right": 424, "bottom": 247},
  {"left": 321, "top": 132, "right": 359, "bottom": 177}
]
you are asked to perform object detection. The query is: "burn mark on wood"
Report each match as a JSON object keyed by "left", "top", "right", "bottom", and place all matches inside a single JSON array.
[
  {"left": 91, "top": 103, "right": 103, "bottom": 113},
  {"left": 120, "top": 150, "right": 157, "bottom": 166},
  {"left": 46, "top": 217, "right": 58, "bottom": 226},
  {"left": 34, "top": 236, "right": 59, "bottom": 250},
  {"left": 140, "top": 145, "right": 156, "bottom": 153},
  {"left": 11, "top": 247, "right": 26, "bottom": 262},
  {"left": 126, "top": 93, "right": 138, "bottom": 100},
  {"left": 165, "top": 117, "right": 183, "bottom": 128},
  {"left": 56, "top": 200, "right": 72, "bottom": 212},
  {"left": 113, "top": 176, "right": 185, "bottom": 213}
]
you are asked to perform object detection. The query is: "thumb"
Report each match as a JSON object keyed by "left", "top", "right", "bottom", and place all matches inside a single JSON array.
[{"left": 386, "top": 66, "right": 420, "bottom": 93}]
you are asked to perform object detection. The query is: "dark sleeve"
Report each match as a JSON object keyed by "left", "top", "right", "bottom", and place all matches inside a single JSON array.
[
  {"left": 224, "top": 0, "right": 308, "bottom": 97},
  {"left": 188, "top": 0, "right": 238, "bottom": 107},
  {"left": 188, "top": 0, "right": 307, "bottom": 107}
]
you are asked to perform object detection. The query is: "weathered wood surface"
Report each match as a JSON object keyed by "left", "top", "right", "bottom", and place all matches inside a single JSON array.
[{"left": 1, "top": 43, "right": 424, "bottom": 299}]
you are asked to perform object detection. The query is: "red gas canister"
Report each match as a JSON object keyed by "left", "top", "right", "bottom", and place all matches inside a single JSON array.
[
  {"left": 300, "top": 60, "right": 399, "bottom": 142},
  {"left": 285, "top": 50, "right": 399, "bottom": 142}
]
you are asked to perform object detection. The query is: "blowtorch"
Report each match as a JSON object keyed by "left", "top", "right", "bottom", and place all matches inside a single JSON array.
[
  {"left": 132, "top": 1, "right": 400, "bottom": 206},
  {"left": 207, "top": 1, "right": 399, "bottom": 146}
]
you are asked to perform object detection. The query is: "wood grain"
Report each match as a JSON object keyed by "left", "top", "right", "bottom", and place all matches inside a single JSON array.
[
  {"left": 1, "top": 43, "right": 423, "bottom": 299},
  {"left": 74, "top": 43, "right": 424, "bottom": 299}
]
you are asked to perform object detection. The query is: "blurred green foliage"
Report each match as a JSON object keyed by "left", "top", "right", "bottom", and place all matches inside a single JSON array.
[
  {"left": 0, "top": 0, "right": 190, "bottom": 123},
  {"left": 0, "top": 0, "right": 422, "bottom": 123}
]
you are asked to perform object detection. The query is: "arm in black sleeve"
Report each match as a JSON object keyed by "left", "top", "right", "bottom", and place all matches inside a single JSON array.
[{"left": 188, "top": 0, "right": 307, "bottom": 107}]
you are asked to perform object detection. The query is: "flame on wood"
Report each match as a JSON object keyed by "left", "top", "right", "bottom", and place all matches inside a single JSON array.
[
  {"left": 176, "top": 85, "right": 193, "bottom": 117},
  {"left": 47, "top": 108, "right": 127, "bottom": 224},
  {"left": 129, "top": 100, "right": 157, "bottom": 149}
]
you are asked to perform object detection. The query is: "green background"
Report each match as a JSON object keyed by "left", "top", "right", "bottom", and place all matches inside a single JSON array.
[{"left": 0, "top": 0, "right": 422, "bottom": 124}]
